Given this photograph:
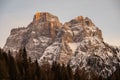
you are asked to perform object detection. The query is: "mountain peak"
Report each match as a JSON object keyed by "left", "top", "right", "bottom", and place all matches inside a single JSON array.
[
  {"left": 64, "top": 16, "right": 95, "bottom": 27},
  {"left": 3, "top": 12, "right": 120, "bottom": 78},
  {"left": 33, "top": 12, "right": 60, "bottom": 23},
  {"left": 63, "top": 16, "right": 103, "bottom": 41}
]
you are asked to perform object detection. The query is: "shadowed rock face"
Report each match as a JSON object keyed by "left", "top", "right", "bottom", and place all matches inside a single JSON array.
[{"left": 3, "top": 12, "right": 120, "bottom": 78}]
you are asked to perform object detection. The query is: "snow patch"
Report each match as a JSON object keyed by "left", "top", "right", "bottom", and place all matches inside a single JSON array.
[
  {"left": 68, "top": 43, "right": 80, "bottom": 53},
  {"left": 39, "top": 36, "right": 51, "bottom": 43},
  {"left": 39, "top": 42, "right": 61, "bottom": 65},
  {"left": 73, "top": 31, "right": 79, "bottom": 35},
  {"left": 67, "top": 30, "right": 73, "bottom": 36},
  {"left": 32, "top": 31, "right": 35, "bottom": 34},
  {"left": 87, "top": 26, "right": 96, "bottom": 32},
  {"left": 33, "top": 38, "right": 39, "bottom": 45},
  {"left": 107, "top": 51, "right": 113, "bottom": 57}
]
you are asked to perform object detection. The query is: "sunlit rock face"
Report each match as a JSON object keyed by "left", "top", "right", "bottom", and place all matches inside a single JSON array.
[
  {"left": 33, "top": 12, "right": 60, "bottom": 23},
  {"left": 4, "top": 12, "right": 120, "bottom": 78}
]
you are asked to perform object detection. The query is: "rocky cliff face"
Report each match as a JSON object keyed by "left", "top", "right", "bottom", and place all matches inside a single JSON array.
[
  {"left": 4, "top": 12, "right": 62, "bottom": 60},
  {"left": 3, "top": 12, "right": 120, "bottom": 78}
]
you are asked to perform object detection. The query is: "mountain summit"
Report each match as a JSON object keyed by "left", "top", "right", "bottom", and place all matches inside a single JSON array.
[
  {"left": 33, "top": 12, "right": 60, "bottom": 23},
  {"left": 3, "top": 12, "right": 120, "bottom": 78}
]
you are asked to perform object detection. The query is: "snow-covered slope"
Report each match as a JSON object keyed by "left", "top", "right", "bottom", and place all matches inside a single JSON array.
[
  {"left": 3, "top": 12, "right": 120, "bottom": 78},
  {"left": 38, "top": 16, "right": 120, "bottom": 78}
]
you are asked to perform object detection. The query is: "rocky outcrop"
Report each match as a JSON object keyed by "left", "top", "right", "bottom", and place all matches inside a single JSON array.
[
  {"left": 33, "top": 12, "right": 60, "bottom": 22},
  {"left": 3, "top": 12, "right": 120, "bottom": 78}
]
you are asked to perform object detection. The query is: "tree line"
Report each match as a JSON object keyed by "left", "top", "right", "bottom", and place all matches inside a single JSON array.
[{"left": 0, "top": 48, "right": 120, "bottom": 80}]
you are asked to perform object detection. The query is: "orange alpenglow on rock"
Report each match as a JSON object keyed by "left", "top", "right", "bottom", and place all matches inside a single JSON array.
[
  {"left": 50, "top": 22, "right": 54, "bottom": 38},
  {"left": 77, "top": 16, "right": 84, "bottom": 20},
  {"left": 35, "top": 12, "right": 40, "bottom": 21}
]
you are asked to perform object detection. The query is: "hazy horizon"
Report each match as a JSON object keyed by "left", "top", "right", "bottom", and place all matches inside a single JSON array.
[{"left": 0, "top": 0, "right": 120, "bottom": 48}]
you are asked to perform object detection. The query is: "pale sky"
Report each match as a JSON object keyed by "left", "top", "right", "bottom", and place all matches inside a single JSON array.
[{"left": 0, "top": 0, "right": 120, "bottom": 48}]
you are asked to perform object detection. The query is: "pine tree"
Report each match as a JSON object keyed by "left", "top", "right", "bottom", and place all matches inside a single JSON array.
[
  {"left": 17, "top": 47, "right": 28, "bottom": 80},
  {"left": 67, "top": 64, "right": 74, "bottom": 80},
  {"left": 8, "top": 52, "right": 17, "bottom": 80},
  {"left": 0, "top": 50, "right": 9, "bottom": 79},
  {"left": 74, "top": 67, "right": 81, "bottom": 80},
  {"left": 34, "top": 59, "right": 40, "bottom": 80}
]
